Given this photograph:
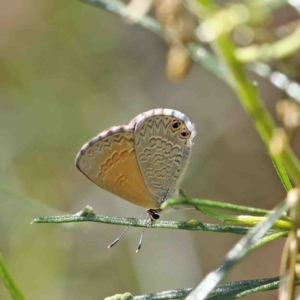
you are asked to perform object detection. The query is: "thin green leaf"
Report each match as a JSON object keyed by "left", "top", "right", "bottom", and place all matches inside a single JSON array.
[{"left": 0, "top": 254, "right": 26, "bottom": 300}]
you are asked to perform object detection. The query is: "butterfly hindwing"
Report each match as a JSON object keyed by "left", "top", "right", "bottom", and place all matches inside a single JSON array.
[{"left": 133, "top": 112, "right": 193, "bottom": 203}]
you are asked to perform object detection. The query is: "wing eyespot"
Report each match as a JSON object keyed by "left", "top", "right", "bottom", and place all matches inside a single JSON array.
[
  {"left": 180, "top": 127, "right": 190, "bottom": 139},
  {"left": 171, "top": 118, "right": 182, "bottom": 131}
]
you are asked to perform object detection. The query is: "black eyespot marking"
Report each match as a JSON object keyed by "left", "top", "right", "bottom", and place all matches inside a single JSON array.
[
  {"left": 180, "top": 128, "right": 190, "bottom": 139},
  {"left": 172, "top": 119, "right": 181, "bottom": 131},
  {"left": 172, "top": 120, "right": 180, "bottom": 128}
]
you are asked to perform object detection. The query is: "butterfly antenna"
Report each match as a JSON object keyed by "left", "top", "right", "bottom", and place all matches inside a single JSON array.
[
  {"left": 136, "top": 227, "right": 146, "bottom": 253},
  {"left": 108, "top": 225, "right": 131, "bottom": 248},
  {"left": 136, "top": 211, "right": 156, "bottom": 253},
  {"left": 107, "top": 212, "right": 146, "bottom": 249}
]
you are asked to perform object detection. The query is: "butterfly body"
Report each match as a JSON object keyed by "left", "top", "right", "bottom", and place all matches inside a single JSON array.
[{"left": 76, "top": 108, "right": 195, "bottom": 210}]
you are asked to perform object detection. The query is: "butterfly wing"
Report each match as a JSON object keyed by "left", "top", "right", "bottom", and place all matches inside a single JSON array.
[
  {"left": 131, "top": 109, "right": 195, "bottom": 204},
  {"left": 76, "top": 126, "right": 159, "bottom": 209}
]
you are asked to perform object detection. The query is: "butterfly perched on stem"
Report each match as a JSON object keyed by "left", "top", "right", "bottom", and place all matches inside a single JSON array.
[{"left": 76, "top": 108, "right": 196, "bottom": 251}]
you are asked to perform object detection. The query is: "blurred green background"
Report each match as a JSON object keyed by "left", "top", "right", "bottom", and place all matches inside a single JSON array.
[{"left": 0, "top": 1, "right": 293, "bottom": 299}]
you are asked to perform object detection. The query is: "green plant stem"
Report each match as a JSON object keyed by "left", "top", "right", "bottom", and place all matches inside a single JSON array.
[
  {"left": 195, "top": 0, "right": 298, "bottom": 189},
  {"left": 233, "top": 278, "right": 291, "bottom": 299},
  {"left": 235, "top": 25, "right": 300, "bottom": 62},
  {"left": 32, "top": 205, "right": 287, "bottom": 236},
  {"left": 223, "top": 215, "right": 290, "bottom": 230},
  {"left": 163, "top": 195, "right": 282, "bottom": 216},
  {"left": 214, "top": 37, "right": 295, "bottom": 188},
  {"left": 81, "top": 0, "right": 165, "bottom": 38},
  {"left": 163, "top": 198, "right": 291, "bottom": 229},
  {"left": 0, "top": 254, "right": 26, "bottom": 300},
  {"left": 130, "top": 276, "right": 300, "bottom": 300},
  {"left": 250, "top": 231, "right": 287, "bottom": 249}
]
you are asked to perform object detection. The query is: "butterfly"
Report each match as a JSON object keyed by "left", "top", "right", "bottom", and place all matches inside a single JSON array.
[{"left": 75, "top": 108, "right": 196, "bottom": 251}]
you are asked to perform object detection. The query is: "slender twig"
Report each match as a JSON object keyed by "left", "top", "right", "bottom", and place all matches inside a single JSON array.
[
  {"left": 250, "top": 231, "right": 287, "bottom": 249},
  {"left": 81, "top": 0, "right": 164, "bottom": 37},
  {"left": 164, "top": 197, "right": 291, "bottom": 229},
  {"left": 106, "top": 277, "right": 300, "bottom": 300},
  {"left": 236, "top": 24, "right": 300, "bottom": 63},
  {"left": 32, "top": 205, "right": 287, "bottom": 236},
  {"left": 163, "top": 192, "right": 284, "bottom": 216}
]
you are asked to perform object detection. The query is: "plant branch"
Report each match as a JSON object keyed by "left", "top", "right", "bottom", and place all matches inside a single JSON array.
[
  {"left": 105, "top": 276, "right": 300, "bottom": 300},
  {"left": 81, "top": 0, "right": 164, "bottom": 38},
  {"left": 32, "top": 205, "right": 287, "bottom": 236},
  {"left": 236, "top": 24, "right": 300, "bottom": 63},
  {"left": 166, "top": 190, "right": 289, "bottom": 217},
  {"left": 163, "top": 198, "right": 291, "bottom": 230},
  {"left": 250, "top": 231, "right": 287, "bottom": 249}
]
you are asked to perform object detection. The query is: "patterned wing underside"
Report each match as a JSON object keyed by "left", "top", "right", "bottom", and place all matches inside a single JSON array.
[
  {"left": 76, "top": 129, "right": 159, "bottom": 209},
  {"left": 134, "top": 115, "right": 192, "bottom": 203}
]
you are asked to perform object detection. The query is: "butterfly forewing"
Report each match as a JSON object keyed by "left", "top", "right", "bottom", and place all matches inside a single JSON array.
[{"left": 76, "top": 127, "right": 159, "bottom": 209}]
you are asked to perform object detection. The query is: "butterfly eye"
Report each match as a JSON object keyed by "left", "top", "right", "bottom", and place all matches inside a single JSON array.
[
  {"left": 180, "top": 128, "right": 190, "bottom": 139},
  {"left": 172, "top": 119, "right": 181, "bottom": 131}
]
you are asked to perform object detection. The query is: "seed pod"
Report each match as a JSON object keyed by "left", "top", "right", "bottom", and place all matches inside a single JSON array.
[
  {"left": 154, "top": 0, "right": 197, "bottom": 81},
  {"left": 269, "top": 127, "right": 289, "bottom": 156},
  {"left": 154, "top": 0, "right": 182, "bottom": 26},
  {"left": 276, "top": 100, "right": 300, "bottom": 130},
  {"left": 166, "top": 44, "right": 191, "bottom": 82}
]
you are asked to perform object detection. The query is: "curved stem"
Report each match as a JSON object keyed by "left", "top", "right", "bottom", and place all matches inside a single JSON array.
[
  {"left": 163, "top": 195, "right": 274, "bottom": 216},
  {"left": 235, "top": 25, "right": 300, "bottom": 63}
]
